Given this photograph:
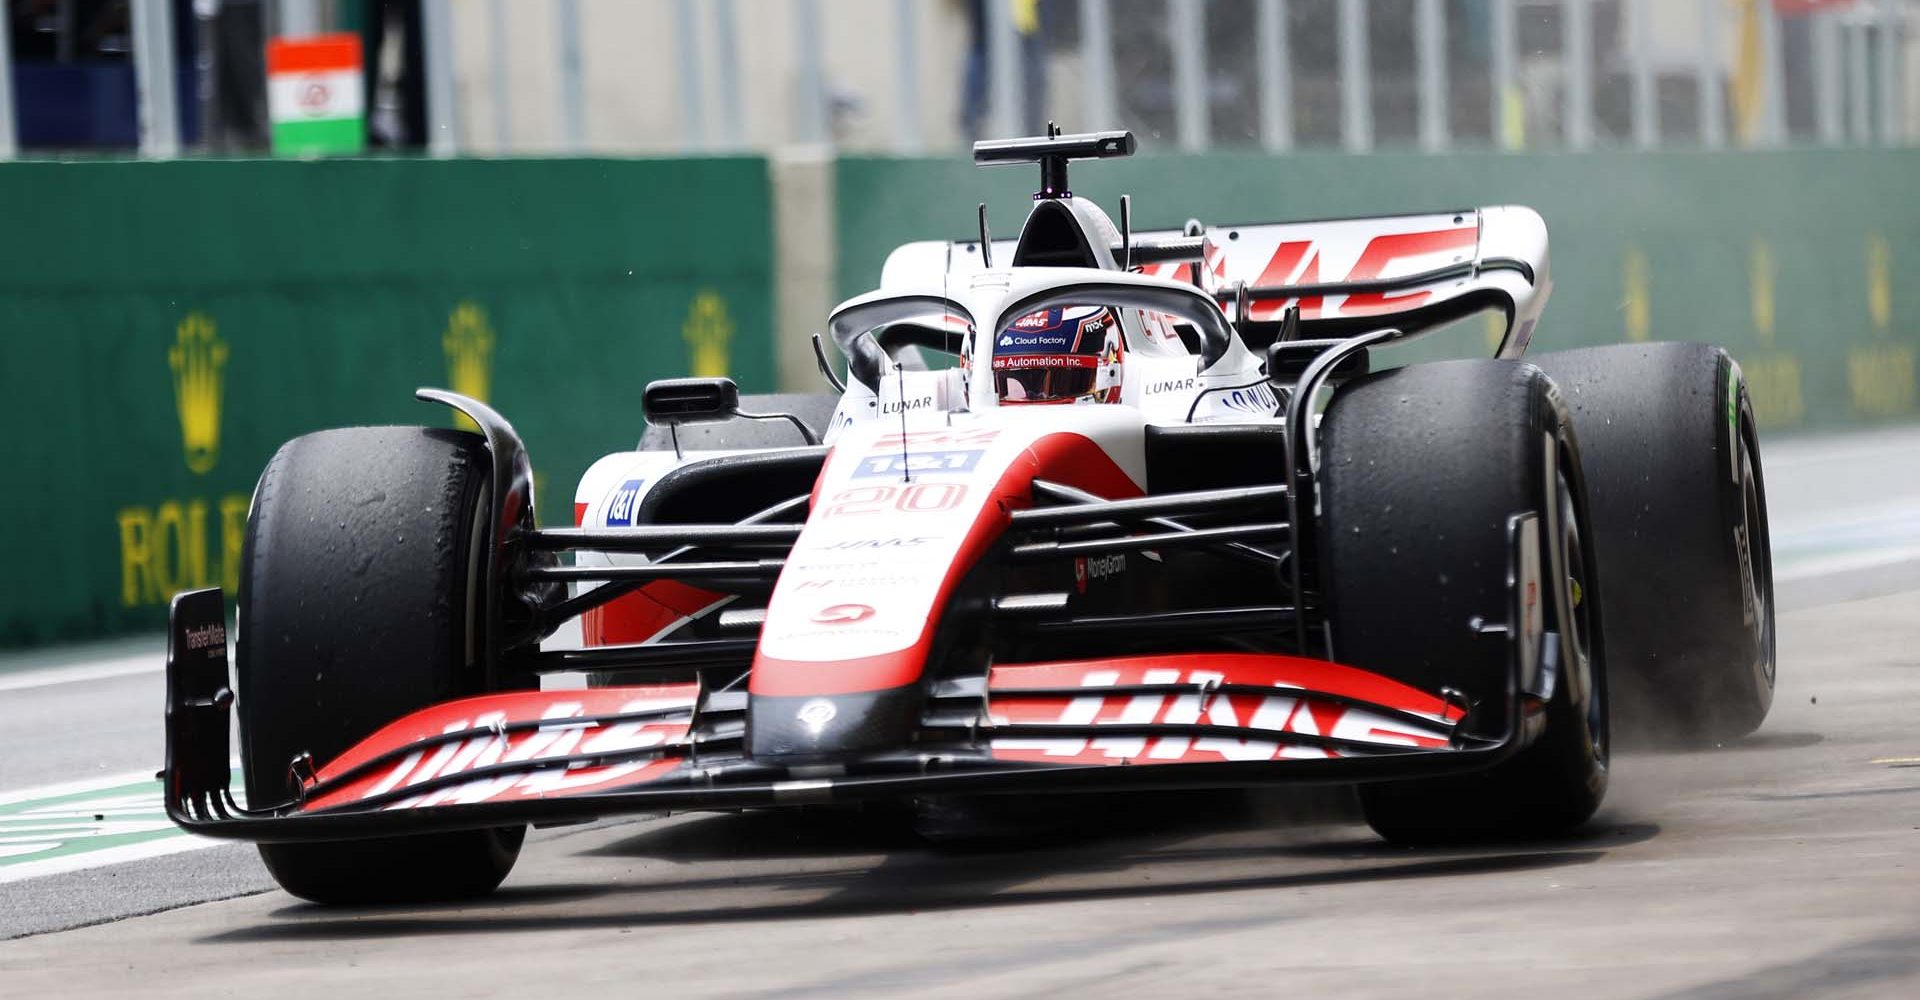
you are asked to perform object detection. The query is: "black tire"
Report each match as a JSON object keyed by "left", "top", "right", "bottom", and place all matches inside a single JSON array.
[
  {"left": 238, "top": 426, "right": 524, "bottom": 904},
  {"left": 1531, "top": 343, "right": 1775, "bottom": 743},
  {"left": 638, "top": 392, "right": 839, "bottom": 451},
  {"left": 1319, "top": 359, "right": 1609, "bottom": 843}
]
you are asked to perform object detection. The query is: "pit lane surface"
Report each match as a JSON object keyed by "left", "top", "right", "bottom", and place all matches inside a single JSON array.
[{"left": 2, "top": 427, "right": 1919, "bottom": 997}]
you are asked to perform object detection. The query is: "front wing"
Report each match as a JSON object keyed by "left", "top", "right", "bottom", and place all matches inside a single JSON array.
[{"left": 164, "top": 513, "right": 1544, "bottom": 843}]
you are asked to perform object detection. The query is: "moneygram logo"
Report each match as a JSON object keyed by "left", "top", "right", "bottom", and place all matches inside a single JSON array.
[
  {"left": 443, "top": 301, "right": 495, "bottom": 429},
  {"left": 684, "top": 290, "right": 733, "bottom": 378},
  {"left": 1073, "top": 553, "right": 1127, "bottom": 593},
  {"left": 168, "top": 312, "right": 227, "bottom": 475}
]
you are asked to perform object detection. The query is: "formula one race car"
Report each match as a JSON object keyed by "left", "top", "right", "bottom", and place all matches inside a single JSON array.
[{"left": 164, "top": 130, "right": 1775, "bottom": 904}]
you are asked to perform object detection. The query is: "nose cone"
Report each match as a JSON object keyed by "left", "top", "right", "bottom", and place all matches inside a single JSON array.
[{"left": 747, "top": 687, "right": 923, "bottom": 761}]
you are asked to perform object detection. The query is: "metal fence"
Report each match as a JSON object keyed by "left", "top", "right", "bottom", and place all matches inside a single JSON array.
[
  {"left": 1, "top": 0, "right": 1912, "bottom": 158},
  {"left": 865, "top": 0, "right": 1916, "bottom": 153}
]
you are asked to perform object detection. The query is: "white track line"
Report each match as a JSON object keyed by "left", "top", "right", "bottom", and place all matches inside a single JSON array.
[
  {"left": 0, "top": 831, "right": 238, "bottom": 885},
  {"left": 0, "top": 654, "right": 162, "bottom": 693},
  {"left": 0, "top": 769, "right": 242, "bottom": 885},
  {"left": 1777, "top": 546, "right": 1920, "bottom": 582},
  {"left": 1762, "top": 425, "right": 1920, "bottom": 469}
]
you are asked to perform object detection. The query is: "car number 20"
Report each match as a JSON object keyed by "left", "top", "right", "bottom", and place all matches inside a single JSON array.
[{"left": 823, "top": 483, "right": 968, "bottom": 518}]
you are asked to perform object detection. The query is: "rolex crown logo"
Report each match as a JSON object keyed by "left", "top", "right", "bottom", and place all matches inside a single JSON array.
[
  {"left": 683, "top": 291, "right": 734, "bottom": 378},
  {"left": 1623, "top": 245, "right": 1651, "bottom": 343},
  {"left": 1750, "top": 238, "right": 1776, "bottom": 344},
  {"left": 443, "top": 302, "right": 496, "bottom": 429},
  {"left": 169, "top": 312, "right": 227, "bottom": 475},
  {"left": 1868, "top": 233, "right": 1892, "bottom": 333}
]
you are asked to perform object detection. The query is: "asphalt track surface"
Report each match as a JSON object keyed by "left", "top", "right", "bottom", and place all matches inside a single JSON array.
[{"left": 2, "top": 425, "right": 1919, "bottom": 998}]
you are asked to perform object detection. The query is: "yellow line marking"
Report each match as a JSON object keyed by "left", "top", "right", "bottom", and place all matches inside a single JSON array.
[{"left": 1870, "top": 757, "right": 1920, "bottom": 766}]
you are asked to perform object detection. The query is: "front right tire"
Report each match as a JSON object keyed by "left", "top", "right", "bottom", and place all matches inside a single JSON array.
[{"left": 1318, "top": 359, "right": 1609, "bottom": 843}]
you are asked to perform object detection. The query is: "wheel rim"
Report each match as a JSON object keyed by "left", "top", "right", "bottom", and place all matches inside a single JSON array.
[
  {"left": 1735, "top": 420, "right": 1776, "bottom": 686},
  {"left": 1556, "top": 465, "right": 1606, "bottom": 763}
]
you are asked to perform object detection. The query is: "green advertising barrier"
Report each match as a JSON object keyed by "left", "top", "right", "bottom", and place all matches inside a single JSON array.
[
  {"left": 836, "top": 149, "right": 1919, "bottom": 434},
  {"left": 0, "top": 157, "right": 774, "bottom": 648}
]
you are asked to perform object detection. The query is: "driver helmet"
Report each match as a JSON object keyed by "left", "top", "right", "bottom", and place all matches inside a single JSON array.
[{"left": 992, "top": 305, "right": 1123, "bottom": 405}]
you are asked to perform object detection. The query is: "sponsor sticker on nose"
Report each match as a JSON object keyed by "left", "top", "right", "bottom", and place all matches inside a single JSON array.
[{"left": 809, "top": 604, "right": 876, "bottom": 625}]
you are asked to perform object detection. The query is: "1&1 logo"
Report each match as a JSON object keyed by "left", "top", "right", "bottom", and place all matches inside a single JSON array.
[
  {"left": 605, "top": 479, "right": 645, "bottom": 527},
  {"left": 853, "top": 449, "right": 983, "bottom": 478}
]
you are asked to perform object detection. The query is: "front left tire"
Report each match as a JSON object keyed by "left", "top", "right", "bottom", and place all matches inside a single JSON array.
[
  {"left": 237, "top": 426, "right": 523, "bottom": 904},
  {"left": 1532, "top": 342, "right": 1775, "bottom": 743}
]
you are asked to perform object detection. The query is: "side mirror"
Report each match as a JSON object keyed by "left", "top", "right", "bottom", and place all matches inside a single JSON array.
[
  {"left": 643, "top": 377, "right": 740, "bottom": 426},
  {"left": 640, "top": 377, "right": 821, "bottom": 456}
]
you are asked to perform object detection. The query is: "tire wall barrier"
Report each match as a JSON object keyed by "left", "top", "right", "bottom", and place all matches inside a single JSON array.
[
  {"left": 838, "top": 149, "right": 1919, "bottom": 436},
  {"left": 0, "top": 158, "right": 775, "bottom": 647}
]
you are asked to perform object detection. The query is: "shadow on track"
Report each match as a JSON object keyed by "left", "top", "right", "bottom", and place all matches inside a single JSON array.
[
  {"left": 1640, "top": 931, "right": 1920, "bottom": 1000},
  {"left": 1613, "top": 727, "right": 1826, "bottom": 754},
  {"left": 201, "top": 793, "right": 1659, "bottom": 944},
  {"left": 210, "top": 850, "right": 1614, "bottom": 944}
]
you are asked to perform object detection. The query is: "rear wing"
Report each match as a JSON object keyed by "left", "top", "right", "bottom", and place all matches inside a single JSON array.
[{"left": 879, "top": 206, "right": 1551, "bottom": 357}]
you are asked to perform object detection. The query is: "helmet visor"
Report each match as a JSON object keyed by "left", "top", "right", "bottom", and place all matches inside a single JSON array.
[{"left": 993, "top": 353, "right": 1100, "bottom": 402}]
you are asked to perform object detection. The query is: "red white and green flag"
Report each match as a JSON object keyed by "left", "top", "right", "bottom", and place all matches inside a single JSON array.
[
  {"left": 266, "top": 34, "right": 365, "bottom": 156},
  {"left": 1775, "top": 0, "right": 1854, "bottom": 14}
]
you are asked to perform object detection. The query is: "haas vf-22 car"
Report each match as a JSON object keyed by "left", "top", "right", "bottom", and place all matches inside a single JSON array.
[{"left": 163, "top": 131, "right": 1775, "bottom": 904}]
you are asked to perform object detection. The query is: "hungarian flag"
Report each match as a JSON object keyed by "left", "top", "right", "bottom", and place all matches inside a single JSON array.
[{"left": 266, "top": 34, "right": 366, "bottom": 157}]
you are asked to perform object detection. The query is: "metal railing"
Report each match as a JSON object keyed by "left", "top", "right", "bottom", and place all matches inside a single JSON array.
[{"left": 1, "top": 0, "right": 1911, "bottom": 160}]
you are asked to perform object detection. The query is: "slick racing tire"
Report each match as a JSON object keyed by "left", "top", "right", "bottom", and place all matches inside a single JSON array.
[
  {"left": 1319, "top": 359, "right": 1609, "bottom": 844},
  {"left": 638, "top": 392, "right": 840, "bottom": 451},
  {"left": 1531, "top": 342, "right": 1775, "bottom": 743},
  {"left": 237, "top": 426, "right": 523, "bottom": 904}
]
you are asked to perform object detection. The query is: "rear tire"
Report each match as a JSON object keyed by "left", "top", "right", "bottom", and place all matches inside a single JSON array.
[
  {"left": 1531, "top": 343, "right": 1775, "bottom": 743},
  {"left": 238, "top": 426, "right": 523, "bottom": 904},
  {"left": 1318, "top": 360, "right": 1609, "bottom": 843}
]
